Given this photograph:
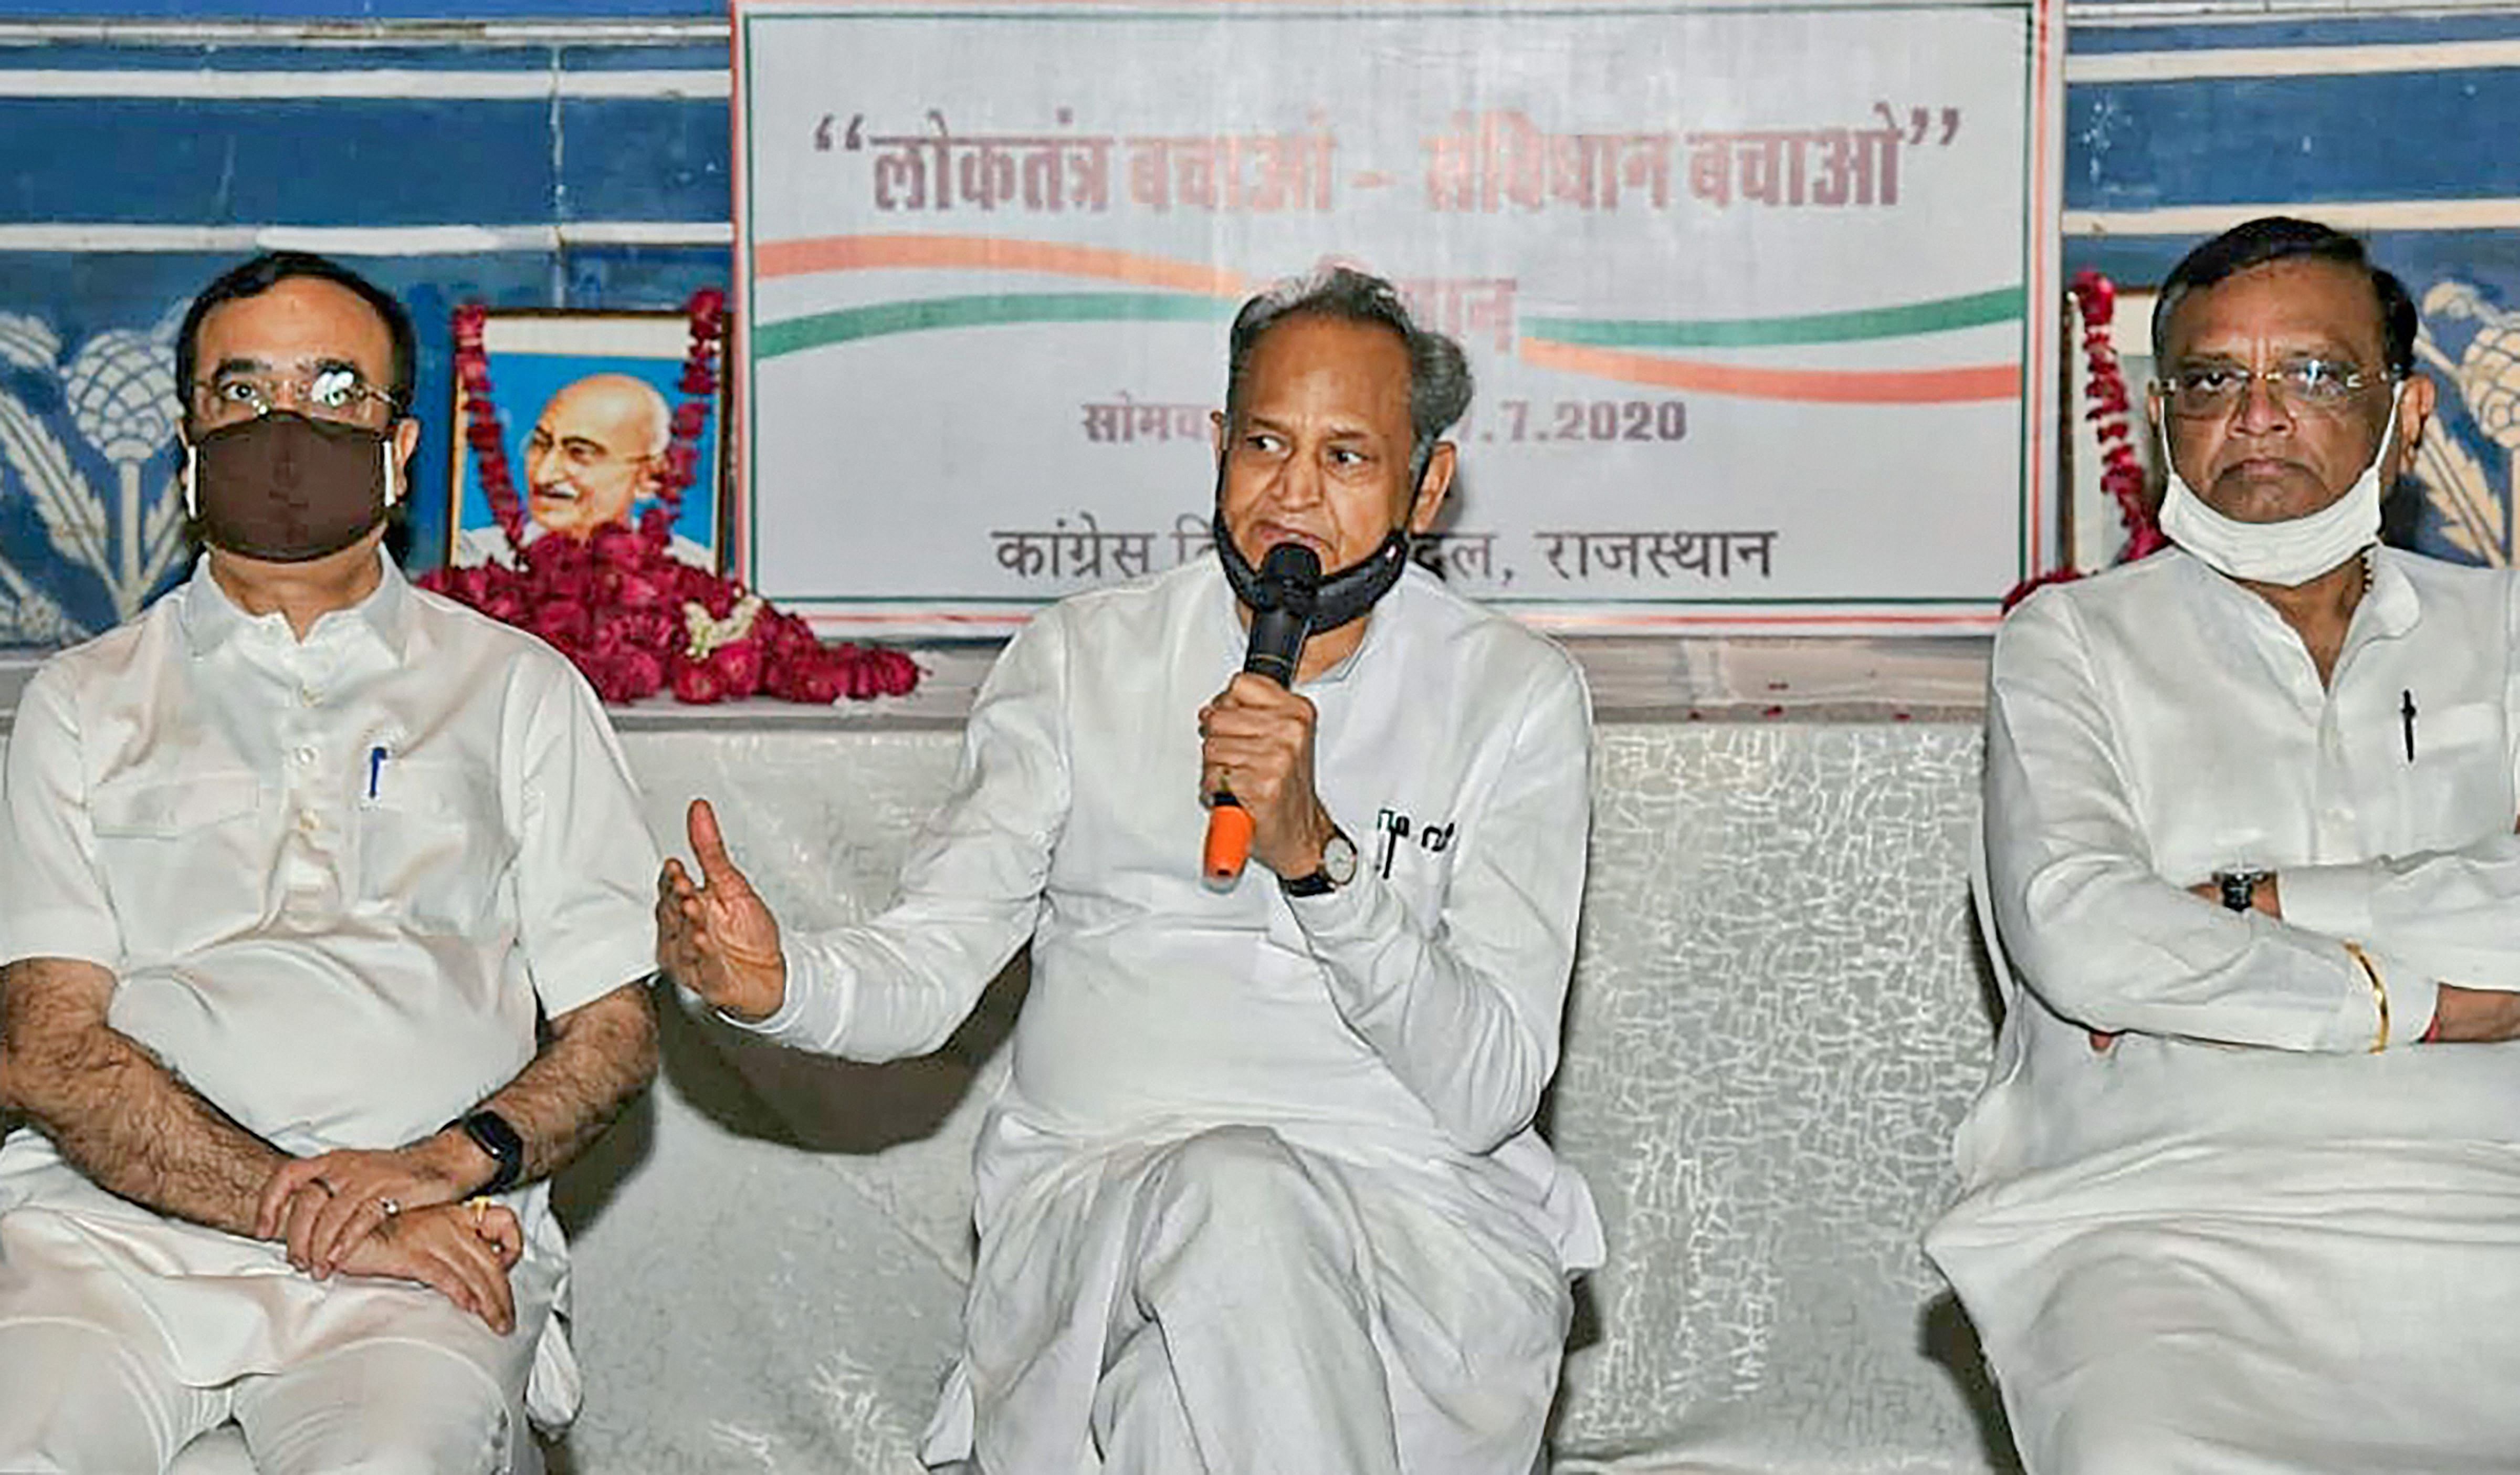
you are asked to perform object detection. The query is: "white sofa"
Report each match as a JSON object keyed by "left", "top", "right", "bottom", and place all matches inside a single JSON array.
[
  {"left": 6, "top": 641, "right": 2018, "bottom": 1474},
  {"left": 554, "top": 669, "right": 2015, "bottom": 1473}
]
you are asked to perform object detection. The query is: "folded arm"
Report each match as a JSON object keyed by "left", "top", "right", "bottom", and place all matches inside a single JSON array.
[
  {"left": 2272, "top": 839, "right": 2520, "bottom": 996},
  {"left": 1986, "top": 596, "right": 2410, "bottom": 1052}
]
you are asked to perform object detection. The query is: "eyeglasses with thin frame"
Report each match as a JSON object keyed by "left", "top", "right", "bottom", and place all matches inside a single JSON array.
[
  {"left": 524, "top": 426, "right": 650, "bottom": 473},
  {"left": 190, "top": 367, "right": 401, "bottom": 428},
  {"left": 2157, "top": 358, "right": 2393, "bottom": 420}
]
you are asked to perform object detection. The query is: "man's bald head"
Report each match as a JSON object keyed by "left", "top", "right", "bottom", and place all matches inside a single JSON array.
[{"left": 525, "top": 373, "right": 671, "bottom": 538}]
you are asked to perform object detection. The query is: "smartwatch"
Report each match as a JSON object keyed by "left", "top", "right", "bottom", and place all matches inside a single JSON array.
[
  {"left": 2216, "top": 869, "right": 2271, "bottom": 914},
  {"left": 450, "top": 1110, "right": 526, "bottom": 1196},
  {"left": 1280, "top": 828, "right": 1360, "bottom": 898}
]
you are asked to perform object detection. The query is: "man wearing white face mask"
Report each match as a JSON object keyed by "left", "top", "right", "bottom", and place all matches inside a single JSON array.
[
  {"left": 1927, "top": 216, "right": 2520, "bottom": 1473},
  {"left": 0, "top": 252, "right": 662, "bottom": 1473}
]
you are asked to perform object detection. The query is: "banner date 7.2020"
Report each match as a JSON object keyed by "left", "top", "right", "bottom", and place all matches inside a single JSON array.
[{"left": 1465, "top": 398, "right": 1688, "bottom": 445}]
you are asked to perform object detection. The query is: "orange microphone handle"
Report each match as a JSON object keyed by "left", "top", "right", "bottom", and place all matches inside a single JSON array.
[{"left": 1203, "top": 793, "right": 1254, "bottom": 882}]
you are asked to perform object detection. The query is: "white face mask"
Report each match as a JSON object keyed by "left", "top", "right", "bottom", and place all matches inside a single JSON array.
[{"left": 2157, "top": 389, "right": 2401, "bottom": 588}]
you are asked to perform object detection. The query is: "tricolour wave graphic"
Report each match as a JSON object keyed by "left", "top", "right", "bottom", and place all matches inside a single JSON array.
[{"left": 751, "top": 234, "right": 2022, "bottom": 404}]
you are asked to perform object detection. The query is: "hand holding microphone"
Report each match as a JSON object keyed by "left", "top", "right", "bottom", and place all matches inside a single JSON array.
[{"left": 1201, "top": 543, "right": 1322, "bottom": 884}]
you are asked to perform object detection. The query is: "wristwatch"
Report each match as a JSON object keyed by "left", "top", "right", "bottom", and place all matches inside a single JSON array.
[
  {"left": 1280, "top": 828, "right": 1360, "bottom": 898},
  {"left": 2216, "top": 868, "right": 2271, "bottom": 914},
  {"left": 450, "top": 1109, "right": 526, "bottom": 1196}
]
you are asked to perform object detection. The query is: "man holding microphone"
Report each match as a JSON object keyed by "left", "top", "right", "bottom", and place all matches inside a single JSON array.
[{"left": 658, "top": 266, "right": 1599, "bottom": 1473}]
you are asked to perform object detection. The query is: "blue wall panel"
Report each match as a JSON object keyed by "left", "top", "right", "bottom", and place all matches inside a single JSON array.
[
  {"left": 2072, "top": 12, "right": 2520, "bottom": 50},
  {"left": 0, "top": 98, "right": 562, "bottom": 224},
  {"left": 2067, "top": 69, "right": 2520, "bottom": 213},
  {"left": 561, "top": 44, "right": 731, "bottom": 72},
  {"left": 0, "top": 44, "right": 556, "bottom": 70},
  {"left": 556, "top": 97, "right": 730, "bottom": 221}
]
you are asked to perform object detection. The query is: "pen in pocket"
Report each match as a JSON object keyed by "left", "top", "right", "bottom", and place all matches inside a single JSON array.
[{"left": 1374, "top": 808, "right": 1410, "bottom": 879}]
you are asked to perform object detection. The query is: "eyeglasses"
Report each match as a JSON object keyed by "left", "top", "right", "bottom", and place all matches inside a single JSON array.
[
  {"left": 524, "top": 427, "right": 647, "bottom": 470},
  {"left": 2158, "top": 358, "right": 2390, "bottom": 420},
  {"left": 191, "top": 368, "right": 400, "bottom": 428}
]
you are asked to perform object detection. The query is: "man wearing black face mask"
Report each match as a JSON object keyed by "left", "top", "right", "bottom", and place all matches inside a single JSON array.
[
  {"left": 0, "top": 252, "right": 662, "bottom": 1473},
  {"left": 659, "top": 266, "right": 1599, "bottom": 1473}
]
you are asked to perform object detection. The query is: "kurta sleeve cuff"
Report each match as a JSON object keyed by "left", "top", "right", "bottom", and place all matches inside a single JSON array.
[
  {"left": 0, "top": 913, "right": 121, "bottom": 972},
  {"left": 532, "top": 934, "right": 660, "bottom": 1021},
  {"left": 2381, "top": 964, "right": 2440, "bottom": 1052},
  {"left": 2340, "top": 942, "right": 2436, "bottom": 1053},
  {"left": 2277, "top": 862, "right": 2379, "bottom": 945},
  {"left": 716, "top": 938, "right": 844, "bottom": 1048}
]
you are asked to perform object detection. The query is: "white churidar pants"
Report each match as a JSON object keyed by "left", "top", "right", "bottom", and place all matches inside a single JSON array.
[
  {"left": 0, "top": 1206, "right": 543, "bottom": 1475},
  {"left": 948, "top": 1124, "right": 1572, "bottom": 1475},
  {"left": 1931, "top": 1142, "right": 2520, "bottom": 1475}
]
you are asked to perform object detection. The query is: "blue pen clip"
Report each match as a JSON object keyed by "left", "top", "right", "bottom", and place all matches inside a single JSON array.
[{"left": 367, "top": 745, "right": 388, "bottom": 800}]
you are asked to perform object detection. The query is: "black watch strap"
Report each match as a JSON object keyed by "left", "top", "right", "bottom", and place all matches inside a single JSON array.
[
  {"left": 1280, "top": 867, "right": 1338, "bottom": 898},
  {"left": 1278, "top": 828, "right": 1358, "bottom": 898},
  {"left": 452, "top": 1110, "right": 526, "bottom": 1196}
]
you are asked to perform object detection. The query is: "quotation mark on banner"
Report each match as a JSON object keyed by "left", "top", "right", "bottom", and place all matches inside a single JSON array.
[{"left": 1874, "top": 104, "right": 1963, "bottom": 147}]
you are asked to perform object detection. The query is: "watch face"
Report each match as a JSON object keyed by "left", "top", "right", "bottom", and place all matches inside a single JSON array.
[
  {"left": 465, "top": 1111, "right": 525, "bottom": 1170},
  {"left": 1322, "top": 830, "right": 1359, "bottom": 886}
]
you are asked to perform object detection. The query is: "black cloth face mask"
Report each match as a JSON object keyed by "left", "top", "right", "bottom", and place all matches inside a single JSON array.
[
  {"left": 1212, "top": 509, "right": 1412, "bottom": 635},
  {"left": 185, "top": 411, "right": 400, "bottom": 563}
]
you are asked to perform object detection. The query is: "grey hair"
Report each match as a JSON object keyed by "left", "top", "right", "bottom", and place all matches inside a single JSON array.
[{"left": 1223, "top": 265, "right": 1473, "bottom": 482}]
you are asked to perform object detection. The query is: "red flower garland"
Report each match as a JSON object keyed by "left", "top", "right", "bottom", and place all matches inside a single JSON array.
[
  {"left": 2004, "top": 270, "right": 2170, "bottom": 609},
  {"left": 2073, "top": 272, "right": 2170, "bottom": 564},
  {"left": 419, "top": 289, "right": 919, "bottom": 706}
]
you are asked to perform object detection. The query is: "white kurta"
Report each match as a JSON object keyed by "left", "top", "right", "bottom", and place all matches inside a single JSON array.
[
  {"left": 0, "top": 554, "right": 660, "bottom": 1429},
  {"left": 1928, "top": 547, "right": 2520, "bottom": 1473},
  {"left": 737, "top": 557, "right": 1602, "bottom": 1472}
]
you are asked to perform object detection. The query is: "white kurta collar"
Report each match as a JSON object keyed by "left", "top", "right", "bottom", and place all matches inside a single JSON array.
[{"left": 178, "top": 546, "right": 413, "bottom": 663}]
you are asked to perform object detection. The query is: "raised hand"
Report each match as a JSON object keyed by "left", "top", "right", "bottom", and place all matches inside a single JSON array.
[
  {"left": 657, "top": 797, "right": 789, "bottom": 1022},
  {"left": 332, "top": 1198, "right": 525, "bottom": 1335}
]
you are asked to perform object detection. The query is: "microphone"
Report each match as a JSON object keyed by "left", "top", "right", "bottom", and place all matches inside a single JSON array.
[{"left": 1203, "top": 542, "right": 1322, "bottom": 884}]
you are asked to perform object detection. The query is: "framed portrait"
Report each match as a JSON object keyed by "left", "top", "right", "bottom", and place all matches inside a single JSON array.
[{"left": 447, "top": 310, "right": 727, "bottom": 573}]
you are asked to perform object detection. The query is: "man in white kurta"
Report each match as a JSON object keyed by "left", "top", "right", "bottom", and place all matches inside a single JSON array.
[
  {"left": 0, "top": 253, "right": 660, "bottom": 1474},
  {"left": 1928, "top": 217, "right": 2520, "bottom": 1473},
  {"left": 661, "top": 268, "right": 1600, "bottom": 1474}
]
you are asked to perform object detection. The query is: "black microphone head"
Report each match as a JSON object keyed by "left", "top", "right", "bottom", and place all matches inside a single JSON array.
[
  {"left": 1242, "top": 542, "right": 1321, "bottom": 686},
  {"left": 1257, "top": 542, "right": 1321, "bottom": 614}
]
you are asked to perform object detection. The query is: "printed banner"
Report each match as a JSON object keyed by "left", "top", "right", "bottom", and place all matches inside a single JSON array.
[{"left": 735, "top": 0, "right": 2062, "bottom": 634}]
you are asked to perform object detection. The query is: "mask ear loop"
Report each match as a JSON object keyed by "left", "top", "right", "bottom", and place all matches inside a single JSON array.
[
  {"left": 380, "top": 436, "right": 402, "bottom": 508},
  {"left": 183, "top": 442, "right": 200, "bottom": 519},
  {"left": 2372, "top": 381, "right": 2406, "bottom": 481}
]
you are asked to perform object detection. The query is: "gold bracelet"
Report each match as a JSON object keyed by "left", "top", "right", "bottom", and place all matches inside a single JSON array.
[{"left": 2344, "top": 940, "right": 2389, "bottom": 1052}]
